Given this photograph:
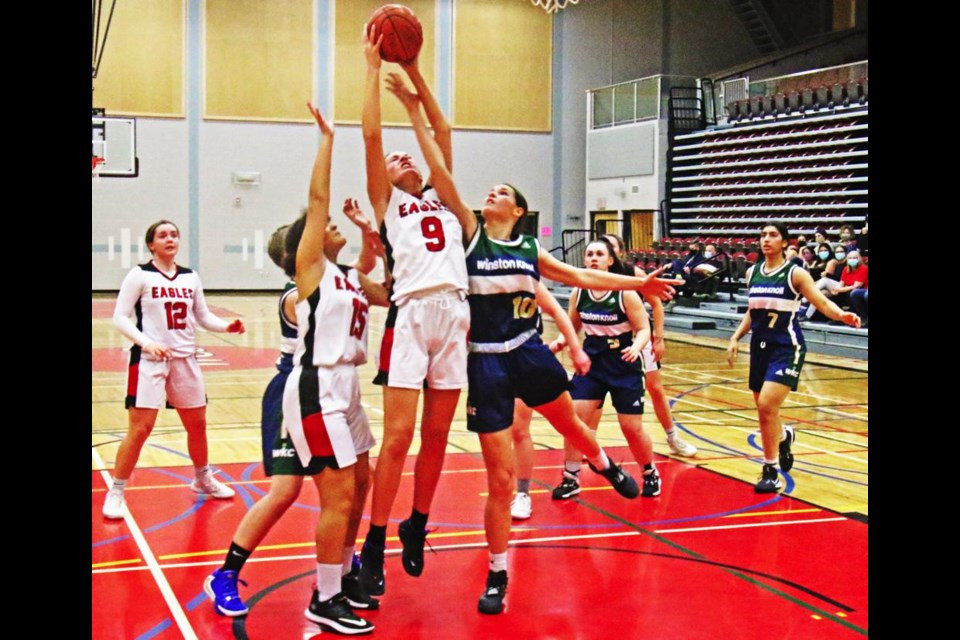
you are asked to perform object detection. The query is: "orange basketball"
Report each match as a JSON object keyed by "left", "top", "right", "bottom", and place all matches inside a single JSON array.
[{"left": 367, "top": 4, "right": 423, "bottom": 64}]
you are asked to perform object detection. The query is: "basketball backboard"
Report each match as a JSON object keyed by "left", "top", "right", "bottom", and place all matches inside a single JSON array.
[{"left": 92, "top": 116, "right": 139, "bottom": 177}]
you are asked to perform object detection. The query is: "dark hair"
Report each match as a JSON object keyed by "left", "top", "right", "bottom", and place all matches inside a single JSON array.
[
  {"left": 761, "top": 221, "right": 790, "bottom": 241},
  {"left": 505, "top": 183, "right": 528, "bottom": 215},
  {"left": 587, "top": 237, "right": 628, "bottom": 275},
  {"left": 145, "top": 219, "right": 179, "bottom": 246},
  {"left": 282, "top": 213, "right": 307, "bottom": 277},
  {"left": 268, "top": 224, "right": 293, "bottom": 276},
  {"left": 601, "top": 233, "right": 625, "bottom": 255},
  {"left": 816, "top": 242, "right": 832, "bottom": 254}
]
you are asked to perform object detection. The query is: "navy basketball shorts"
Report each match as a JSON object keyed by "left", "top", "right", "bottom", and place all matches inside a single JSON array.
[
  {"left": 571, "top": 353, "right": 645, "bottom": 415},
  {"left": 749, "top": 337, "right": 806, "bottom": 392},
  {"left": 466, "top": 335, "right": 573, "bottom": 434}
]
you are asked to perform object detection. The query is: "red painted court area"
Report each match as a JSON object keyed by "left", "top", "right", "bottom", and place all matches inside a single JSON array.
[{"left": 92, "top": 447, "right": 867, "bottom": 639}]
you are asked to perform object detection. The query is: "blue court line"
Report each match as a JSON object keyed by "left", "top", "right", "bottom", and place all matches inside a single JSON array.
[
  {"left": 134, "top": 591, "right": 208, "bottom": 640},
  {"left": 746, "top": 433, "right": 867, "bottom": 487}
]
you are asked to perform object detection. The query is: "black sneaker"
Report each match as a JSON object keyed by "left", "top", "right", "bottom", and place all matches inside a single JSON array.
[
  {"left": 779, "top": 426, "right": 795, "bottom": 472},
  {"left": 641, "top": 468, "right": 661, "bottom": 497},
  {"left": 358, "top": 541, "right": 385, "bottom": 596},
  {"left": 342, "top": 568, "right": 380, "bottom": 610},
  {"left": 551, "top": 472, "right": 581, "bottom": 500},
  {"left": 477, "top": 570, "right": 508, "bottom": 615},
  {"left": 304, "top": 591, "right": 374, "bottom": 635},
  {"left": 397, "top": 518, "right": 429, "bottom": 577},
  {"left": 754, "top": 464, "right": 783, "bottom": 493},
  {"left": 587, "top": 459, "right": 640, "bottom": 499}
]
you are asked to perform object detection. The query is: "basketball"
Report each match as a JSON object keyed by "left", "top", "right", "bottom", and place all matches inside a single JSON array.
[{"left": 367, "top": 4, "right": 423, "bottom": 64}]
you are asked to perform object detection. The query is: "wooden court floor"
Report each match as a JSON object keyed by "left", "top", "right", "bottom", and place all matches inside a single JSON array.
[{"left": 92, "top": 293, "right": 868, "bottom": 639}]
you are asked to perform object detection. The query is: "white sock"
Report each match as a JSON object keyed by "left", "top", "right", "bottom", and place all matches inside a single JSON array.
[
  {"left": 316, "top": 563, "right": 342, "bottom": 602},
  {"left": 195, "top": 465, "right": 211, "bottom": 479},
  {"left": 489, "top": 551, "right": 508, "bottom": 573},
  {"left": 563, "top": 460, "right": 581, "bottom": 475},
  {"left": 111, "top": 478, "right": 127, "bottom": 492},
  {"left": 341, "top": 547, "right": 355, "bottom": 576},
  {"left": 664, "top": 428, "right": 676, "bottom": 439},
  {"left": 587, "top": 449, "right": 611, "bottom": 471},
  {"left": 763, "top": 458, "right": 778, "bottom": 466}
]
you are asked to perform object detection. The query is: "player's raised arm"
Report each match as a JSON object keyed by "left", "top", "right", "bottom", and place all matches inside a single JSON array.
[
  {"left": 361, "top": 28, "right": 391, "bottom": 223},
  {"left": 400, "top": 56, "right": 452, "bottom": 173},
  {"left": 296, "top": 102, "right": 334, "bottom": 300}
]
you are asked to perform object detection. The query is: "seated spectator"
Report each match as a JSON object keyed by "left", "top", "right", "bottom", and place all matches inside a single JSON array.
[
  {"left": 810, "top": 249, "right": 867, "bottom": 320},
  {"left": 798, "top": 245, "right": 817, "bottom": 272},
  {"left": 807, "top": 242, "right": 835, "bottom": 281},
  {"left": 839, "top": 224, "right": 858, "bottom": 253},
  {"left": 669, "top": 241, "right": 705, "bottom": 296},
  {"left": 688, "top": 243, "right": 726, "bottom": 298},
  {"left": 786, "top": 245, "right": 802, "bottom": 265},
  {"left": 850, "top": 288, "right": 868, "bottom": 328},
  {"left": 813, "top": 227, "right": 829, "bottom": 246},
  {"left": 795, "top": 234, "right": 809, "bottom": 248},
  {"left": 857, "top": 222, "right": 868, "bottom": 257},
  {"left": 805, "top": 244, "right": 846, "bottom": 319}
]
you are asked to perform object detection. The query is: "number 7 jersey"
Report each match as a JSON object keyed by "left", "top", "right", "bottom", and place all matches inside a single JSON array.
[{"left": 381, "top": 185, "right": 468, "bottom": 304}]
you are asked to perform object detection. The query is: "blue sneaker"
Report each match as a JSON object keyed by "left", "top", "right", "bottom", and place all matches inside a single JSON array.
[{"left": 204, "top": 568, "right": 249, "bottom": 617}]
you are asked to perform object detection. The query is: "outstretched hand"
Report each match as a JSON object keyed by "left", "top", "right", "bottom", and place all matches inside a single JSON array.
[
  {"left": 362, "top": 26, "right": 384, "bottom": 69},
  {"left": 637, "top": 266, "right": 682, "bottom": 302},
  {"left": 343, "top": 198, "right": 375, "bottom": 233},
  {"left": 838, "top": 310, "right": 862, "bottom": 329},
  {"left": 385, "top": 72, "right": 419, "bottom": 111},
  {"left": 306, "top": 102, "right": 333, "bottom": 135}
]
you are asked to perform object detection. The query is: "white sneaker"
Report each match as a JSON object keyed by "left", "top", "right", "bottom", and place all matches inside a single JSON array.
[
  {"left": 510, "top": 492, "right": 532, "bottom": 520},
  {"left": 667, "top": 433, "right": 697, "bottom": 457},
  {"left": 103, "top": 488, "right": 126, "bottom": 519},
  {"left": 191, "top": 470, "right": 236, "bottom": 499}
]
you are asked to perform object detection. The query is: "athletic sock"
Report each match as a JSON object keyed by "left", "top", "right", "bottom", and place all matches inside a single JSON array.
[
  {"left": 664, "top": 427, "right": 676, "bottom": 439},
  {"left": 366, "top": 524, "right": 387, "bottom": 547},
  {"left": 586, "top": 449, "right": 611, "bottom": 471},
  {"left": 111, "top": 478, "right": 128, "bottom": 492},
  {"left": 316, "top": 563, "right": 342, "bottom": 602},
  {"left": 517, "top": 478, "right": 531, "bottom": 494},
  {"left": 489, "top": 551, "right": 508, "bottom": 573},
  {"left": 223, "top": 542, "right": 252, "bottom": 573},
  {"left": 409, "top": 508, "right": 428, "bottom": 531},
  {"left": 764, "top": 458, "right": 778, "bottom": 466},
  {"left": 195, "top": 464, "right": 211, "bottom": 479},
  {"left": 564, "top": 460, "right": 582, "bottom": 475},
  {"left": 643, "top": 463, "right": 655, "bottom": 475}
]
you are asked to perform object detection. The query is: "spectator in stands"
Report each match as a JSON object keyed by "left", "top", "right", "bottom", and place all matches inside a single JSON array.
[
  {"left": 669, "top": 241, "right": 705, "bottom": 297},
  {"left": 839, "top": 224, "right": 858, "bottom": 253},
  {"left": 689, "top": 243, "right": 726, "bottom": 298},
  {"left": 798, "top": 246, "right": 817, "bottom": 272},
  {"left": 795, "top": 234, "right": 809, "bottom": 248},
  {"left": 830, "top": 249, "right": 868, "bottom": 312},
  {"left": 805, "top": 243, "right": 846, "bottom": 320},
  {"left": 785, "top": 245, "right": 802, "bottom": 266},
  {"left": 813, "top": 227, "right": 828, "bottom": 246},
  {"left": 857, "top": 222, "right": 868, "bottom": 257},
  {"left": 850, "top": 288, "right": 868, "bottom": 328}
]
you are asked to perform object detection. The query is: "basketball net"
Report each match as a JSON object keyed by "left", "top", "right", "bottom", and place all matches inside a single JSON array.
[
  {"left": 530, "top": 0, "right": 579, "bottom": 13},
  {"left": 92, "top": 156, "right": 106, "bottom": 182}
]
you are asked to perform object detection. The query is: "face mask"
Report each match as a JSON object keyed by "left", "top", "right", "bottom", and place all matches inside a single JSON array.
[
  {"left": 847, "top": 259, "right": 859, "bottom": 268},
  {"left": 841, "top": 233, "right": 852, "bottom": 240},
  {"left": 835, "top": 252, "right": 846, "bottom": 260},
  {"left": 818, "top": 251, "right": 830, "bottom": 260},
  {"left": 802, "top": 254, "right": 813, "bottom": 262},
  {"left": 703, "top": 251, "right": 714, "bottom": 259}
]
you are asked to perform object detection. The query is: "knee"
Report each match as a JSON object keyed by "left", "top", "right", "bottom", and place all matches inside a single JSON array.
[
  {"left": 487, "top": 465, "right": 515, "bottom": 501},
  {"left": 380, "top": 428, "right": 415, "bottom": 457},
  {"left": 756, "top": 402, "right": 779, "bottom": 422},
  {"left": 419, "top": 423, "right": 451, "bottom": 449}
]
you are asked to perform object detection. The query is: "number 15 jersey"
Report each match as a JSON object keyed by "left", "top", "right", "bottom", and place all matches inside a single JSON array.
[
  {"left": 294, "top": 263, "right": 370, "bottom": 368},
  {"left": 382, "top": 185, "right": 468, "bottom": 304}
]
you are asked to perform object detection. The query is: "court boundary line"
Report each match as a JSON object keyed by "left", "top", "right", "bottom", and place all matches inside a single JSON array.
[{"left": 92, "top": 449, "right": 198, "bottom": 640}]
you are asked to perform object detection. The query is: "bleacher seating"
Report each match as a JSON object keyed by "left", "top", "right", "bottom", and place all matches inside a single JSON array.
[{"left": 666, "top": 102, "right": 868, "bottom": 252}]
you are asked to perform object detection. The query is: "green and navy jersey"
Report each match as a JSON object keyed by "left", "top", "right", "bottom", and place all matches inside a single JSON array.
[
  {"left": 465, "top": 226, "right": 541, "bottom": 345},
  {"left": 747, "top": 261, "right": 805, "bottom": 347},
  {"left": 576, "top": 289, "right": 635, "bottom": 356}
]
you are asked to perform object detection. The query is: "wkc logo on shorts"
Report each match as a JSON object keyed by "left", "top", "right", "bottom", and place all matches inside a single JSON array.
[{"left": 272, "top": 447, "right": 297, "bottom": 458}]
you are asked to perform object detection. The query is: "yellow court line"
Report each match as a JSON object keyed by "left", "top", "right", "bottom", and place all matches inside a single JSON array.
[
  {"left": 722, "top": 508, "right": 821, "bottom": 519},
  {"left": 92, "top": 558, "right": 143, "bottom": 569},
  {"left": 90, "top": 479, "right": 269, "bottom": 494},
  {"left": 101, "top": 526, "right": 538, "bottom": 569}
]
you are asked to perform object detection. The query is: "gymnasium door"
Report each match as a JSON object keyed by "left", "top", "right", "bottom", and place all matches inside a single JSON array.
[{"left": 625, "top": 210, "right": 654, "bottom": 250}]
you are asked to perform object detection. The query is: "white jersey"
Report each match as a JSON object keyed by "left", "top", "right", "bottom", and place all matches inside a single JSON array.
[
  {"left": 383, "top": 185, "right": 468, "bottom": 304},
  {"left": 113, "top": 262, "right": 226, "bottom": 359},
  {"left": 294, "top": 264, "right": 370, "bottom": 367}
]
